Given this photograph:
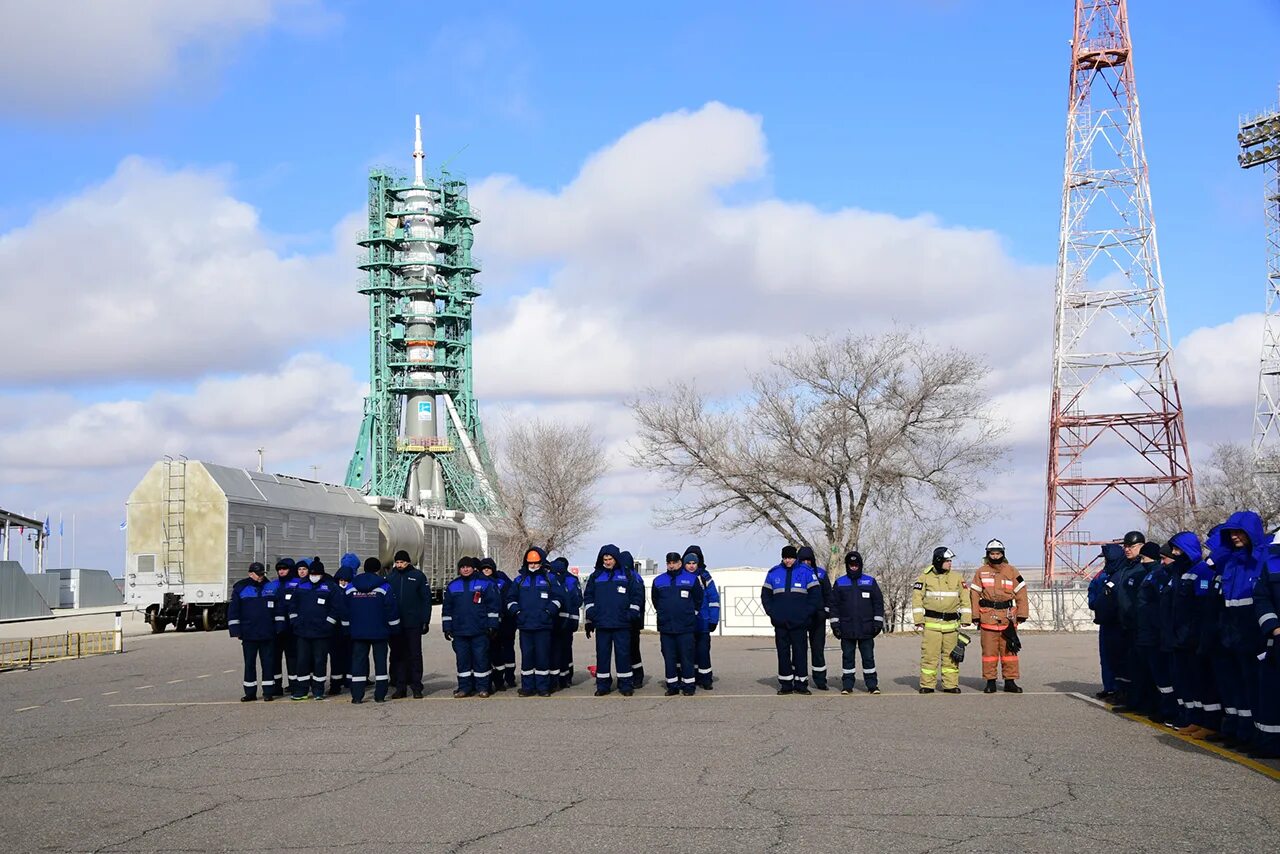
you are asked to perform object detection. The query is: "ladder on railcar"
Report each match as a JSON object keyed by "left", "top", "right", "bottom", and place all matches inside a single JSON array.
[{"left": 162, "top": 455, "right": 188, "bottom": 588}]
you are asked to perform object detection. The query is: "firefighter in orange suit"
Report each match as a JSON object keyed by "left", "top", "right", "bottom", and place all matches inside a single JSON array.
[{"left": 969, "top": 539, "right": 1029, "bottom": 694}]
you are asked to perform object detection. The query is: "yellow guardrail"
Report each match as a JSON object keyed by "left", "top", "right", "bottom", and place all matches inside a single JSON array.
[{"left": 0, "top": 628, "right": 123, "bottom": 670}]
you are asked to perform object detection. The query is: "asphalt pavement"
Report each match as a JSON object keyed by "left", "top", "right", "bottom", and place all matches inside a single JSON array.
[{"left": 1, "top": 630, "right": 1275, "bottom": 853}]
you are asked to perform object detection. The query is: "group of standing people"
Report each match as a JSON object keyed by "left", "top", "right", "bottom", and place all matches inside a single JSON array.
[
  {"left": 1088, "top": 511, "right": 1280, "bottom": 759},
  {"left": 227, "top": 551, "right": 432, "bottom": 703}
]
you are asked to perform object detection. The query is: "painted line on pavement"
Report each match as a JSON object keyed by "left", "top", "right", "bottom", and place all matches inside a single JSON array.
[
  {"left": 102, "top": 691, "right": 119, "bottom": 696},
  {"left": 196, "top": 674, "right": 210, "bottom": 679},
  {"left": 61, "top": 698, "right": 82, "bottom": 703},
  {"left": 110, "top": 702, "right": 244, "bottom": 707},
  {"left": 134, "top": 685, "right": 153, "bottom": 690},
  {"left": 15, "top": 705, "right": 41, "bottom": 712},
  {"left": 1066, "top": 691, "right": 1110, "bottom": 709},
  {"left": 1067, "top": 692, "right": 1280, "bottom": 782},
  {"left": 222, "top": 669, "right": 235, "bottom": 674},
  {"left": 166, "top": 679, "right": 185, "bottom": 684}
]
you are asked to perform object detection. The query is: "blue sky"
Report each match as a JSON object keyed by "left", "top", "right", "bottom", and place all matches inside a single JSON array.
[{"left": 1, "top": 0, "right": 1277, "bottom": 572}]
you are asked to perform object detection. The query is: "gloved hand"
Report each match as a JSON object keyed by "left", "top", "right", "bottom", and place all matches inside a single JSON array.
[
  {"left": 585, "top": 624, "right": 594, "bottom": 639},
  {"left": 444, "top": 632, "right": 453, "bottom": 642},
  {"left": 708, "top": 624, "right": 718, "bottom": 634},
  {"left": 830, "top": 624, "right": 842, "bottom": 640},
  {"left": 421, "top": 623, "right": 430, "bottom": 636},
  {"left": 871, "top": 627, "right": 882, "bottom": 638},
  {"left": 487, "top": 628, "right": 497, "bottom": 639}
]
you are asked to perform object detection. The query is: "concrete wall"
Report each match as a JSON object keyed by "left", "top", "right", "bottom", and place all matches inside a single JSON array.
[{"left": 44, "top": 568, "right": 123, "bottom": 608}]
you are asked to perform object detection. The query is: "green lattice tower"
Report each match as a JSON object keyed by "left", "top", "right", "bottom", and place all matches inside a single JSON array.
[{"left": 345, "top": 166, "right": 496, "bottom": 514}]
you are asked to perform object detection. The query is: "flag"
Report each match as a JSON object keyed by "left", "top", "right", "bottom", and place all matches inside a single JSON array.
[
  {"left": 59, "top": 518, "right": 64, "bottom": 537},
  {"left": 44, "top": 516, "right": 51, "bottom": 537},
  {"left": 119, "top": 520, "right": 127, "bottom": 531}
]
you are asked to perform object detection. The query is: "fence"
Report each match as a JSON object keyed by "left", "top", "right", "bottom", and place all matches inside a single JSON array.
[
  {"left": 0, "top": 624, "right": 124, "bottom": 670},
  {"left": 643, "top": 584, "right": 1097, "bottom": 636}
]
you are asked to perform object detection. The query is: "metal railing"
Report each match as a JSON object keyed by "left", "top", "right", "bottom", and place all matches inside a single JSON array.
[
  {"left": 0, "top": 623, "right": 124, "bottom": 670},
  {"left": 641, "top": 584, "right": 1098, "bottom": 635}
]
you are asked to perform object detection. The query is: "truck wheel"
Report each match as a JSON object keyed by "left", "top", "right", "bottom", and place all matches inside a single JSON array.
[
  {"left": 201, "top": 608, "right": 213, "bottom": 632},
  {"left": 147, "top": 606, "right": 166, "bottom": 634}
]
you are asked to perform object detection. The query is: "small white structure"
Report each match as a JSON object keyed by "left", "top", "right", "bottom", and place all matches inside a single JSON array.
[{"left": 642, "top": 566, "right": 772, "bottom": 637}]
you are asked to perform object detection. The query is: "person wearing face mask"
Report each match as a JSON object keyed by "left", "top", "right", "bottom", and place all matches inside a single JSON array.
[
  {"left": 287, "top": 558, "right": 346, "bottom": 701},
  {"left": 1252, "top": 540, "right": 1280, "bottom": 758},
  {"left": 828, "top": 550, "right": 884, "bottom": 695},
  {"left": 548, "top": 556, "right": 582, "bottom": 692},
  {"left": 328, "top": 553, "right": 360, "bottom": 695},
  {"left": 478, "top": 558, "right": 516, "bottom": 691},
  {"left": 682, "top": 545, "right": 720, "bottom": 690},
  {"left": 651, "top": 552, "right": 703, "bottom": 696},
  {"left": 1087, "top": 544, "right": 1126, "bottom": 700},
  {"left": 620, "top": 550, "right": 647, "bottom": 688},
  {"left": 796, "top": 546, "right": 833, "bottom": 691},
  {"left": 969, "top": 539, "right": 1029, "bottom": 694},
  {"left": 506, "top": 547, "right": 566, "bottom": 697},
  {"left": 911, "top": 547, "right": 972, "bottom": 694},
  {"left": 227, "top": 562, "right": 282, "bottom": 702},
  {"left": 1210, "top": 511, "right": 1272, "bottom": 752},
  {"left": 1107, "top": 531, "right": 1147, "bottom": 710},
  {"left": 386, "top": 549, "right": 432, "bottom": 700},
  {"left": 442, "top": 556, "right": 501, "bottom": 698},
  {"left": 762, "top": 546, "right": 823, "bottom": 695},
  {"left": 1133, "top": 541, "right": 1174, "bottom": 724},
  {"left": 267, "top": 557, "right": 296, "bottom": 699},
  {"left": 583, "top": 544, "right": 643, "bottom": 696},
  {"left": 344, "top": 557, "right": 400, "bottom": 704}
]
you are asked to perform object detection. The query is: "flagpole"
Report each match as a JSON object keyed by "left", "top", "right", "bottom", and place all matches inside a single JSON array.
[
  {"left": 59, "top": 512, "right": 64, "bottom": 568},
  {"left": 72, "top": 514, "right": 76, "bottom": 568}
]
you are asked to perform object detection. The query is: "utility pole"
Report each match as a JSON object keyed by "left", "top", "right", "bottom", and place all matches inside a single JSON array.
[{"left": 257, "top": 447, "right": 265, "bottom": 473}]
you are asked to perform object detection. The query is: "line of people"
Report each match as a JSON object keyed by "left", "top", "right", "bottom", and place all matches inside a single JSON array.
[{"left": 1088, "top": 511, "right": 1280, "bottom": 760}]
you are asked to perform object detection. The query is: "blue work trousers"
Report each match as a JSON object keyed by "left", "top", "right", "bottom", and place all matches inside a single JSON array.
[
  {"left": 660, "top": 632, "right": 696, "bottom": 694},
  {"left": 840, "top": 637, "right": 878, "bottom": 692},
  {"left": 453, "top": 634, "right": 492, "bottom": 694},
  {"left": 349, "top": 639, "right": 389, "bottom": 702},
  {"left": 595, "top": 628, "right": 633, "bottom": 692},
  {"left": 519, "top": 629, "right": 552, "bottom": 695},
  {"left": 240, "top": 638, "right": 275, "bottom": 699}
]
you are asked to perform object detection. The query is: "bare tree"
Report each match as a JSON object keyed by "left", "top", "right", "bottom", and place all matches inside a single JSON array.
[
  {"left": 856, "top": 512, "right": 945, "bottom": 632},
  {"left": 628, "top": 329, "right": 1007, "bottom": 557},
  {"left": 492, "top": 419, "right": 608, "bottom": 571},
  {"left": 1148, "top": 442, "right": 1280, "bottom": 538}
]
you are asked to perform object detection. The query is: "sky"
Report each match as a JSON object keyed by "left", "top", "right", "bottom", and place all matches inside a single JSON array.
[{"left": 0, "top": 0, "right": 1277, "bottom": 575}]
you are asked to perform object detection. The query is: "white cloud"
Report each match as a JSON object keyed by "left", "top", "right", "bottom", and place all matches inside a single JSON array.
[
  {"left": 0, "top": 0, "right": 331, "bottom": 114},
  {"left": 1175, "top": 312, "right": 1261, "bottom": 409},
  {"left": 472, "top": 102, "right": 1051, "bottom": 405},
  {"left": 0, "top": 157, "right": 362, "bottom": 384}
]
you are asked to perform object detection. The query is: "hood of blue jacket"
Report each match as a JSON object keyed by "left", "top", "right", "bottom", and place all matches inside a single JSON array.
[
  {"left": 351, "top": 572, "right": 384, "bottom": 593},
  {"left": 334, "top": 565, "right": 355, "bottom": 583},
  {"left": 1100, "top": 543, "right": 1125, "bottom": 574},
  {"left": 683, "top": 545, "right": 707, "bottom": 572},
  {"left": 1169, "top": 531, "right": 1203, "bottom": 564},
  {"left": 1219, "top": 511, "right": 1272, "bottom": 561},
  {"left": 619, "top": 550, "right": 635, "bottom": 573},
  {"left": 594, "top": 544, "right": 621, "bottom": 572}
]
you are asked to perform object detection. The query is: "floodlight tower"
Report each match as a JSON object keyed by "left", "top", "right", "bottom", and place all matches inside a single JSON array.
[
  {"left": 1238, "top": 91, "right": 1280, "bottom": 461},
  {"left": 345, "top": 116, "right": 498, "bottom": 513},
  {"left": 1043, "top": 0, "right": 1195, "bottom": 583}
]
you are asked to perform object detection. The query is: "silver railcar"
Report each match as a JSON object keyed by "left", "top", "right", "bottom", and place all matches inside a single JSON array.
[{"left": 125, "top": 460, "right": 486, "bottom": 632}]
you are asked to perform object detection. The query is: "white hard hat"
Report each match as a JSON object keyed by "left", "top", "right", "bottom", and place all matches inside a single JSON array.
[{"left": 986, "top": 539, "right": 1005, "bottom": 551}]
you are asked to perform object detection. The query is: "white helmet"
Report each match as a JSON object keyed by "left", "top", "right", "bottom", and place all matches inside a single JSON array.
[{"left": 985, "top": 539, "right": 1005, "bottom": 552}]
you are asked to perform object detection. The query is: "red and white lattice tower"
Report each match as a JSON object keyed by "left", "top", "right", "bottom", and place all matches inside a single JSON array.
[{"left": 1044, "top": 0, "right": 1195, "bottom": 583}]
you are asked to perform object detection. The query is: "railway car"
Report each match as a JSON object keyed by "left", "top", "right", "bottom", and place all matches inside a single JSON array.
[{"left": 124, "top": 459, "right": 486, "bottom": 632}]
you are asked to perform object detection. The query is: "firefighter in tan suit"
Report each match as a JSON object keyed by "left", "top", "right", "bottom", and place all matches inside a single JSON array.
[
  {"left": 911, "top": 547, "right": 971, "bottom": 693},
  {"left": 968, "top": 539, "right": 1029, "bottom": 694}
]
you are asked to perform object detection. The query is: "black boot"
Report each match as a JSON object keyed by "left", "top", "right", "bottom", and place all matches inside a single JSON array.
[
  {"left": 1004, "top": 680, "right": 1023, "bottom": 694},
  {"left": 984, "top": 680, "right": 997, "bottom": 694}
]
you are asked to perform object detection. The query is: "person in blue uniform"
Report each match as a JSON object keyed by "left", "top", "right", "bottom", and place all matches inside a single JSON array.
[
  {"left": 682, "top": 545, "right": 720, "bottom": 690},
  {"left": 549, "top": 556, "right": 582, "bottom": 691},
  {"left": 1212, "top": 511, "right": 1272, "bottom": 750},
  {"left": 479, "top": 558, "right": 516, "bottom": 690},
  {"left": 287, "top": 558, "right": 345, "bottom": 701},
  {"left": 620, "top": 550, "right": 647, "bottom": 688},
  {"left": 344, "top": 557, "right": 399, "bottom": 704},
  {"left": 227, "top": 562, "right": 280, "bottom": 701},
  {"left": 584, "top": 544, "right": 644, "bottom": 696},
  {"left": 761, "top": 545, "right": 822, "bottom": 695},
  {"left": 1252, "top": 545, "right": 1280, "bottom": 758},
  {"left": 796, "top": 546, "right": 833, "bottom": 690},
  {"left": 1087, "top": 544, "right": 1125, "bottom": 700},
  {"left": 652, "top": 552, "right": 704, "bottom": 696},
  {"left": 327, "top": 553, "right": 359, "bottom": 695},
  {"left": 386, "top": 549, "right": 432, "bottom": 699},
  {"left": 1134, "top": 542, "right": 1175, "bottom": 725},
  {"left": 1111, "top": 533, "right": 1152, "bottom": 713},
  {"left": 1166, "top": 533, "right": 1213, "bottom": 736},
  {"left": 442, "top": 556, "right": 501, "bottom": 698},
  {"left": 506, "top": 547, "right": 565, "bottom": 697},
  {"left": 267, "top": 558, "right": 296, "bottom": 698},
  {"left": 828, "top": 550, "right": 884, "bottom": 695}
]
